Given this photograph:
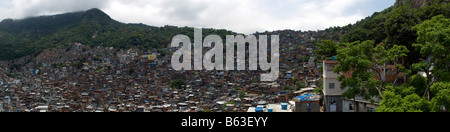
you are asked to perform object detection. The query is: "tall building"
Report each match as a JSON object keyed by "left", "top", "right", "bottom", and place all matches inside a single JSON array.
[
  {"left": 322, "top": 60, "right": 380, "bottom": 112},
  {"left": 322, "top": 60, "right": 343, "bottom": 112}
]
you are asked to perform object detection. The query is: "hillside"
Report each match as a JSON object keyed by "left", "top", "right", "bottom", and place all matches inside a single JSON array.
[
  {"left": 395, "top": 0, "right": 432, "bottom": 8},
  {"left": 312, "top": 0, "right": 449, "bottom": 112},
  {"left": 0, "top": 8, "right": 236, "bottom": 60},
  {"left": 339, "top": 0, "right": 449, "bottom": 69},
  {"left": 395, "top": 0, "right": 449, "bottom": 8},
  {"left": 1, "top": 1, "right": 448, "bottom": 61}
]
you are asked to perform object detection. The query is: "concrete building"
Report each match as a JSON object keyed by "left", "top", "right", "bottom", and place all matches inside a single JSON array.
[
  {"left": 247, "top": 103, "right": 293, "bottom": 112},
  {"left": 322, "top": 60, "right": 343, "bottom": 112},
  {"left": 294, "top": 93, "right": 321, "bottom": 112},
  {"left": 0, "top": 30, "right": 325, "bottom": 112},
  {"left": 322, "top": 60, "right": 380, "bottom": 112},
  {"left": 342, "top": 97, "right": 378, "bottom": 112}
]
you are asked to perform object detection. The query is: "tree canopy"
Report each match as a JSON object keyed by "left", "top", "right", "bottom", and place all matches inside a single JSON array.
[
  {"left": 333, "top": 40, "right": 408, "bottom": 100},
  {"left": 322, "top": 2, "right": 450, "bottom": 112},
  {"left": 313, "top": 40, "right": 339, "bottom": 57},
  {"left": 170, "top": 79, "right": 187, "bottom": 89},
  {"left": 0, "top": 8, "right": 236, "bottom": 60}
]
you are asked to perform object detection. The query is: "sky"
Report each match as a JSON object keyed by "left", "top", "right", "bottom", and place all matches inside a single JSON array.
[{"left": 0, "top": 0, "right": 395, "bottom": 34}]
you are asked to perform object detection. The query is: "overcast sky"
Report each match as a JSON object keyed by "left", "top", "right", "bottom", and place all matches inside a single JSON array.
[{"left": 0, "top": 0, "right": 395, "bottom": 34}]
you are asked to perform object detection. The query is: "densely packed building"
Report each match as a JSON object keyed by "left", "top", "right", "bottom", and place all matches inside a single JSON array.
[{"left": 0, "top": 31, "right": 325, "bottom": 112}]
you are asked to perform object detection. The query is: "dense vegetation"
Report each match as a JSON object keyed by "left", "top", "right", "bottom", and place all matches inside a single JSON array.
[
  {"left": 0, "top": 8, "right": 236, "bottom": 60},
  {"left": 1, "top": 1, "right": 447, "bottom": 112},
  {"left": 341, "top": 0, "right": 450, "bottom": 68},
  {"left": 315, "top": 0, "right": 449, "bottom": 112}
]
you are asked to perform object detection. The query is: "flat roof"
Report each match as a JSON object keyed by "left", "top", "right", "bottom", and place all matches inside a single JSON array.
[
  {"left": 324, "top": 60, "right": 336, "bottom": 64},
  {"left": 295, "top": 93, "right": 321, "bottom": 102},
  {"left": 268, "top": 104, "right": 292, "bottom": 112},
  {"left": 247, "top": 107, "right": 256, "bottom": 112},
  {"left": 247, "top": 104, "right": 293, "bottom": 112},
  {"left": 294, "top": 88, "right": 315, "bottom": 94}
]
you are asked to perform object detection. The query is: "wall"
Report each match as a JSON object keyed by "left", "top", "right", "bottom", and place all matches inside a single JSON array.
[
  {"left": 323, "top": 78, "right": 342, "bottom": 95},
  {"left": 342, "top": 100, "right": 353, "bottom": 112},
  {"left": 342, "top": 99, "right": 378, "bottom": 112},
  {"left": 324, "top": 95, "right": 342, "bottom": 112},
  {"left": 295, "top": 101, "right": 320, "bottom": 112},
  {"left": 323, "top": 61, "right": 342, "bottom": 96}
]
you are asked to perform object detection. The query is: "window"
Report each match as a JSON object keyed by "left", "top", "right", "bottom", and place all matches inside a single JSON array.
[
  {"left": 329, "top": 83, "right": 335, "bottom": 89},
  {"left": 349, "top": 104, "right": 354, "bottom": 111}
]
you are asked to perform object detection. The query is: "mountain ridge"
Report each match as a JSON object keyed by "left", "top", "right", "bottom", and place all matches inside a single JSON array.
[
  {"left": 395, "top": 0, "right": 449, "bottom": 8},
  {"left": 0, "top": 8, "right": 236, "bottom": 60},
  {"left": 1, "top": 1, "right": 448, "bottom": 61}
]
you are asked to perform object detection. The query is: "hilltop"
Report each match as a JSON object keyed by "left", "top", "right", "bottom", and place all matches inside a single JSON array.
[
  {"left": 395, "top": 0, "right": 449, "bottom": 8},
  {"left": 0, "top": 8, "right": 236, "bottom": 60},
  {"left": 1, "top": 1, "right": 448, "bottom": 61},
  {"left": 395, "top": 0, "right": 432, "bottom": 8}
]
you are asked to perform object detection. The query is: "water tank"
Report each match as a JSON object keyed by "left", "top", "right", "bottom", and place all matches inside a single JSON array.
[
  {"left": 268, "top": 107, "right": 273, "bottom": 112},
  {"left": 255, "top": 107, "right": 264, "bottom": 112},
  {"left": 281, "top": 103, "right": 288, "bottom": 110}
]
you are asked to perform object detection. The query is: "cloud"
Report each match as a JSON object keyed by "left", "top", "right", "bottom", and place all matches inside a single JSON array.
[
  {"left": 0, "top": 0, "right": 106, "bottom": 19},
  {"left": 0, "top": 0, "right": 395, "bottom": 34}
]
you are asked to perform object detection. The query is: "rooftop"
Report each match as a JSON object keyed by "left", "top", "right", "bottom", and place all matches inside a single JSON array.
[
  {"left": 294, "top": 93, "right": 321, "bottom": 102},
  {"left": 324, "top": 60, "right": 336, "bottom": 64},
  {"left": 247, "top": 103, "right": 293, "bottom": 112}
]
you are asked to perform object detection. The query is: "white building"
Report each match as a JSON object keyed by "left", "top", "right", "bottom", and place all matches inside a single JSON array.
[
  {"left": 322, "top": 60, "right": 343, "bottom": 112},
  {"left": 322, "top": 60, "right": 379, "bottom": 112}
]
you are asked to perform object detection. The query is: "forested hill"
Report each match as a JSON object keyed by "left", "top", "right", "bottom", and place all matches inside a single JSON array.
[
  {"left": 0, "top": 8, "right": 236, "bottom": 60},
  {"left": 312, "top": 0, "right": 449, "bottom": 112},
  {"left": 337, "top": 0, "right": 449, "bottom": 68}
]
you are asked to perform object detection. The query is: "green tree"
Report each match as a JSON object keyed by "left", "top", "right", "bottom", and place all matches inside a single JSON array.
[
  {"left": 412, "top": 15, "right": 450, "bottom": 100},
  {"left": 341, "top": 27, "right": 371, "bottom": 43},
  {"left": 239, "top": 90, "right": 245, "bottom": 98},
  {"left": 385, "top": 6, "right": 422, "bottom": 69},
  {"left": 170, "top": 79, "right": 186, "bottom": 89},
  {"left": 409, "top": 74, "right": 428, "bottom": 96},
  {"left": 222, "top": 101, "right": 235, "bottom": 110},
  {"left": 429, "top": 82, "right": 450, "bottom": 112},
  {"left": 312, "top": 85, "right": 323, "bottom": 95},
  {"left": 377, "top": 90, "right": 404, "bottom": 112},
  {"left": 0, "top": 9, "right": 237, "bottom": 61},
  {"left": 333, "top": 40, "right": 409, "bottom": 101},
  {"left": 378, "top": 81, "right": 450, "bottom": 112},
  {"left": 331, "top": 32, "right": 340, "bottom": 41},
  {"left": 377, "top": 85, "right": 430, "bottom": 112},
  {"left": 340, "top": 7, "right": 392, "bottom": 44},
  {"left": 334, "top": 40, "right": 381, "bottom": 100},
  {"left": 295, "top": 81, "right": 306, "bottom": 91},
  {"left": 370, "top": 44, "right": 410, "bottom": 86},
  {"left": 313, "top": 40, "right": 339, "bottom": 57}
]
